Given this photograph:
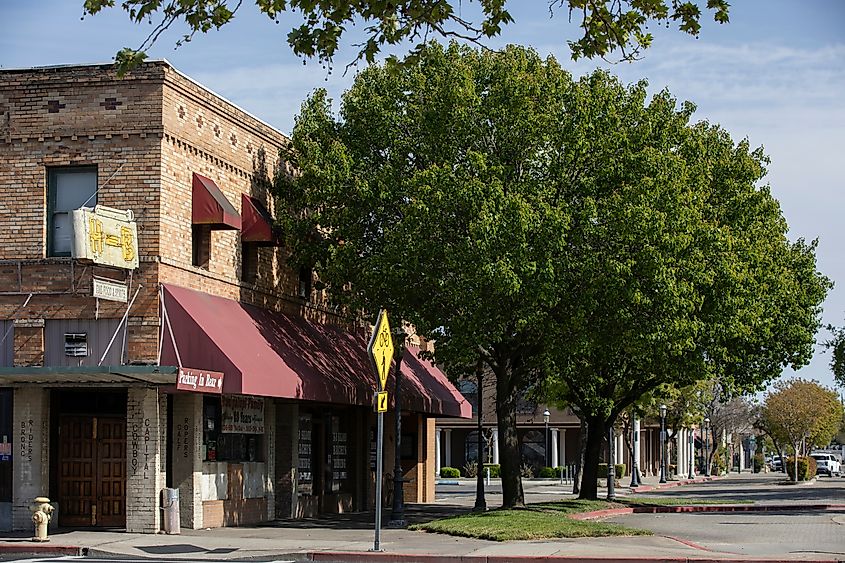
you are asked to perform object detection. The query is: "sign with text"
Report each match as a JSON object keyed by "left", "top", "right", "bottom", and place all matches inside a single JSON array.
[
  {"left": 221, "top": 395, "right": 265, "bottom": 434},
  {"left": 0, "top": 440, "right": 10, "bottom": 462},
  {"left": 92, "top": 277, "right": 129, "bottom": 302},
  {"left": 176, "top": 367, "right": 224, "bottom": 394},
  {"left": 72, "top": 205, "right": 139, "bottom": 270}
]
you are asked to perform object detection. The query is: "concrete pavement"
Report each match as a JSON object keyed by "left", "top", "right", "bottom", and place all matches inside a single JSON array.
[{"left": 1, "top": 472, "right": 842, "bottom": 562}]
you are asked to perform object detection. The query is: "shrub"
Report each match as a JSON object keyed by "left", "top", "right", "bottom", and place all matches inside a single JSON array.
[
  {"left": 785, "top": 456, "right": 817, "bottom": 481},
  {"left": 440, "top": 466, "right": 460, "bottom": 478},
  {"left": 597, "top": 463, "right": 627, "bottom": 478},
  {"left": 463, "top": 460, "right": 478, "bottom": 478},
  {"left": 714, "top": 445, "right": 729, "bottom": 474},
  {"left": 538, "top": 466, "right": 556, "bottom": 478},
  {"left": 487, "top": 464, "right": 500, "bottom": 478},
  {"left": 520, "top": 463, "right": 535, "bottom": 478},
  {"left": 753, "top": 453, "right": 764, "bottom": 473}
]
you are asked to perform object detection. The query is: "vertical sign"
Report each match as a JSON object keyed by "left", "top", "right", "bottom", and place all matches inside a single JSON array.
[{"left": 366, "top": 309, "right": 393, "bottom": 552}]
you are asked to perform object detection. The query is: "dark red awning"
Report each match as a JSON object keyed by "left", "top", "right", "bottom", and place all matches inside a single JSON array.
[
  {"left": 160, "top": 284, "right": 471, "bottom": 418},
  {"left": 241, "top": 194, "right": 281, "bottom": 245},
  {"left": 192, "top": 173, "right": 241, "bottom": 230}
]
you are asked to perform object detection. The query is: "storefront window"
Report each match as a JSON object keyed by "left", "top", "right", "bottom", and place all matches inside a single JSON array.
[
  {"left": 202, "top": 396, "right": 264, "bottom": 462},
  {"left": 297, "top": 414, "right": 313, "bottom": 495}
]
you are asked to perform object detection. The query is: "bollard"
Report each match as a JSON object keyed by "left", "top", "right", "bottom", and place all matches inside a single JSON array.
[
  {"left": 485, "top": 466, "right": 491, "bottom": 486},
  {"left": 30, "top": 497, "right": 54, "bottom": 542}
]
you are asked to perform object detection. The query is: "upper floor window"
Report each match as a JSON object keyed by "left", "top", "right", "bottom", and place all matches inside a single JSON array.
[
  {"left": 48, "top": 167, "right": 97, "bottom": 256},
  {"left": 298, "top": 266, "right": 312, "bottom": 300}
]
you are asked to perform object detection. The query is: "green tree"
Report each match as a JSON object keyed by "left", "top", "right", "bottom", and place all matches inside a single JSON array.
[
  {"left": 760, "top": 379, "right": 844, "bottom": 481},
  {"left": 274, "top": 42, "right": 830, "bottom": 503},
  {"left": 827, "top": 324, "right": 845, "bottom": 388},
  {"left": 276, "top": 43, "right": 572, "bottom": 507},
  {"left": 81, "top": 0, "right": 729, "bottom": 72}
]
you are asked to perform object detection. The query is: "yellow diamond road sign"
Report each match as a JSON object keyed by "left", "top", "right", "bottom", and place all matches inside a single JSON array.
[{"left": 368, "top": 309, "right": 394, "bottom": 391}]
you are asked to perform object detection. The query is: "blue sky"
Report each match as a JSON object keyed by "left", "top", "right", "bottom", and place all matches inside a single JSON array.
[{"left": 3, "top": 1, "right": 844, "bottom": 390}]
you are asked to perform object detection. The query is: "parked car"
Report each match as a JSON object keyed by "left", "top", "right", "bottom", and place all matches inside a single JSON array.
[
  {"left": 769, "top": 455, "right": 783, "bottom": 471},
  {"left": 810, "top": 453, "right": 841, "bottom": 477}
]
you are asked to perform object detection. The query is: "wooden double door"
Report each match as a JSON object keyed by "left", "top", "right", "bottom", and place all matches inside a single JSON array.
[{"left": 57, "top": 416, "right": 126, "bottom": 527}]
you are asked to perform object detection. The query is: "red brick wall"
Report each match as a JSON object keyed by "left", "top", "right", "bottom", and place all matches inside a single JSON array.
[{"left": 12, "top": 322, "right": 42, "bottom": 366}]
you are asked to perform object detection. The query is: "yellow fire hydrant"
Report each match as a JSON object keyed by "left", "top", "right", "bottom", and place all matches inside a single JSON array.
[{"left": 30, "top": 497, "right": 54, "bottom": 542}]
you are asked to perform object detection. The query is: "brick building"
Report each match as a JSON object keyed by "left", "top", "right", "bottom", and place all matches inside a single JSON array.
[{"left": 0, "top": 61, "right": 470, "bottom": 533}]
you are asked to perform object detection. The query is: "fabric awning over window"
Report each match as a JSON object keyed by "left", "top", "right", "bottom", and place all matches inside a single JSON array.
[
  {"left": 241, "top": 194, "right": 281, "bottom": 245},
  {"left": 159, "top": 284, "right": 471, "bottom": 418},
  {"left": 192, "top": 173, "right": 241, "bottom": 230}
]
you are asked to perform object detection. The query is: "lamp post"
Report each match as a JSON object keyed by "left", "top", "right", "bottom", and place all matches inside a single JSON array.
[
  {"left": 688, "top": 426, "right": 695, "bottom": 479},
  {"left": 704, "top": 417, "right": 711, "bottom": 477},
  {"left": 659, "top": 404, "right": 667, "bottom": 483},
  {"left": 630, "top": 415, "right": 641, "bottom": 487},
  {"left": 607, "top": 426, "right": 616, "bottom": 501},
  {"left": 543, "top": 409, "right": 551, "bottom": 469},
  {"left": 388, "top": 327, "right": 406, "bottom": 528},
  {"left": 473, "top": 364, "right": 487, "bottom": 512}
]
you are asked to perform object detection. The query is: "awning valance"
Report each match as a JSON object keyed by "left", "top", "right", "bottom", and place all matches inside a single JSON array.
[
  {"left": 192, "top": 173, "right": 241, "bottom": 230},
  {"left": 241, "top": 194, "right": 282, "bottom": 245},
  {"left": 160, "top": 284, "right": 471, "bottom": 418},
  {"left": 0, "top": 365, "right": 177, "bottom": 386}
]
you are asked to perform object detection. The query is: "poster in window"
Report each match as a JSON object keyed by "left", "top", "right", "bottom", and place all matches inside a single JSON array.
[
  {"left": 297, "top": 414, "right": 312, "bottom": 495},
  {"left": 331, "top": 416, "right": 347, "bottom": 492},
  {"left": 221, "top": 395, "right": 264, "bottom": 434}
]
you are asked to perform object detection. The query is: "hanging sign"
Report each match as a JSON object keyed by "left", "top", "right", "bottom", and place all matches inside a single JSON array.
[
  {"left": 72, "top": 205, "right": 139, "bottom": 269},
  {"left": 92, "top": 277, "right": 129, "bottom": 302},
  {"left": 176, "top": 367, "right": 224, "bottom": 394},
  {"left": 221, "top": 395, "right": 265, "bottom": 434}
]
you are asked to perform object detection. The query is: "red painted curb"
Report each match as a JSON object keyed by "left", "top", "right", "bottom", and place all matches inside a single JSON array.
[
  {"left": 0, "top": 542, "right": 84, "bottom": 556},
  {"left": 306, "top": 552, "right": 840, "bottom": 563},
  {"left": 571, "top": 503, "right": 845, "bottom": 520}
]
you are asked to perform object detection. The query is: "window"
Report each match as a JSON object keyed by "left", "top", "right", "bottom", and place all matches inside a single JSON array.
[
  {"left": 298, "top": 266, "right": 312, "bottom": 300},
  {"left": 192, "top": 225, "right": 211, "bottom": 269},
  {"left": 201, "top": 396, "right": 263, "bottom": 462},
  {"left": 242, "top": 243, "right": 258, "bottom": 283},
  {"left": 64, "top": 333, "right": 88, "bottom": 357},
  {"left": 48, "top": 167, "right": 97, "bottom": 256}
]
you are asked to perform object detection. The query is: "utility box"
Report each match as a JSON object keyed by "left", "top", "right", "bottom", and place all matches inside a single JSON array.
[{"left": 161, "top": 488, "right": 180, "bottom": 535}]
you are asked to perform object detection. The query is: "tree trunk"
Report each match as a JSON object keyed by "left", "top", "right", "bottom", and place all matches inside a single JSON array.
[
  {"left": 496, "top": 372, "right": 524, "bottom": 508},
  {"left": 572, "top": 418, "right": 588, "bottom": 496},
  {"left": 578, "top": 416, "right": 607, "bottom": 500},
  {"left": 793, "top": 442, "right": 800, "bottom": 482}
]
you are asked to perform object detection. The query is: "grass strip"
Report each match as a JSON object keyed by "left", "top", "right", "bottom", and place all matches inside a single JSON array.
[
  {"left": 619, "top": 496, "right": 754, "bottom": 506},
  {"left": 409, "top": 500, "right": 650, "bottom": 541}
]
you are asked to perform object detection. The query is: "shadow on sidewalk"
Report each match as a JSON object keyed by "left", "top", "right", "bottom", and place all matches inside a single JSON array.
[{"left": 259, "top": 503, "right": 471, "bottom": 530}]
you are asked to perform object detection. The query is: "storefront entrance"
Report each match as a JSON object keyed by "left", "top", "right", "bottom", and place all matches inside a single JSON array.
[{"left": 52, "top": 391, "right": 127, "bottom": 527}]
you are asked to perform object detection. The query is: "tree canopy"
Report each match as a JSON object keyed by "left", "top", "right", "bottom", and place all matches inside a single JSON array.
[
  {"left": 274, "top": 41, "right": 830, "bottom": 501},
  {"left": 760, "top": 379, "right": 843, "bottom": 480},
  {"left": 81, "top": 0, "right": 729, "bottom": 72}
]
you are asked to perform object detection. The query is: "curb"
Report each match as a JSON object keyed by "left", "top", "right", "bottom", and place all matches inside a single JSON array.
[
  {"left": 570, "top": 503, "right": 845, "bottom": 520},
  {"left": 631, "top": 476, "right": 720, "bottom": 493},
  {"left": 0, "top": 542, "right": 85, "bottom": 556},
  {"left": 306, "top": 552, "right": 843, "bottom": 563}
]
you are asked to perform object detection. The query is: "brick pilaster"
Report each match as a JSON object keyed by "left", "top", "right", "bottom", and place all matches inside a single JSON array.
[
  {"left": 126, "top": 387, "right": 163, "bottom": 533},
  {"left": 11, "top": 387, "right": 49, "bottom": 530},
  {"left": 172, "top": 393, "right": 203, "bottom": 529}
]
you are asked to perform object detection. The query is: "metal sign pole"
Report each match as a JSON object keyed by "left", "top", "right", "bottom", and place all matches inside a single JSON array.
[{"left": 373, "top": 410, "right": 384, "bottom": 552}]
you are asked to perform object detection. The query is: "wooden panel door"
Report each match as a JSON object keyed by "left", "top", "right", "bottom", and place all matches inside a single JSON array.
[
  {"left": 58, "top": 417, "right": 97, "bottom": 526},
  {"left": 58, "top": 416, "right": 126, "bottom": 527},
  {"left": 96, "top": 418, "right": 126, "bottom": 527}
]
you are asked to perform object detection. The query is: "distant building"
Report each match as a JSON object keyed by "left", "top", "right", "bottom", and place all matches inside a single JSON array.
[{"left": 0, "top": 61, "right": 470, "bottom": 533}]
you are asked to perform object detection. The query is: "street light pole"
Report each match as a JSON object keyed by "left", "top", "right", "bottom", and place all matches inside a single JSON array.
[
  {"left": 704, "top": 417, "right": 711, "bottom": 477},
  {"left": 630, "top": 415, "right": 641, "bottom": 487},
  {"left": 659, "top": 404, "right": 667, "bottom": 484},
  {"left": 543, "top": 409, "right": 551, "bottom": 469},
  {"left": 388, "top": 327, "right": 406, "bottom": 528},
  {"left": 688, "top": 426, "right": 695, "bottom": 479},
  {"left": 607, "top": 426, "right": 616, "bottom": 501},
  {"left": 473, "top": 364, "right": 486, "bottom": 512}
]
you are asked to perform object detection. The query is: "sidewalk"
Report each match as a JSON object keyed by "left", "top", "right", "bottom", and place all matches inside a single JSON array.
[{"left": 1, "top": 474, "right": 841, "bottom": 562}]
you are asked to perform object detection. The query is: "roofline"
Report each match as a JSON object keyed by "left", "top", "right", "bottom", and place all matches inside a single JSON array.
[{"left": 0, "top": 59, "right": 289, "bottom": 139}]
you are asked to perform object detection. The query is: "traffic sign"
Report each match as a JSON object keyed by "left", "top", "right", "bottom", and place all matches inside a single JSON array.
[
  {"left": 377, "top": 391, "right": 388, "bottom": 413},
  {"left": 367, "top": 309, "right": 394, "bottom": 391}
]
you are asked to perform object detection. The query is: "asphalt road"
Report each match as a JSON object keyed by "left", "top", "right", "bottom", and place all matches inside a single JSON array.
[{"left": 607, "top": 473, "right": 845, "bottom": 558}]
